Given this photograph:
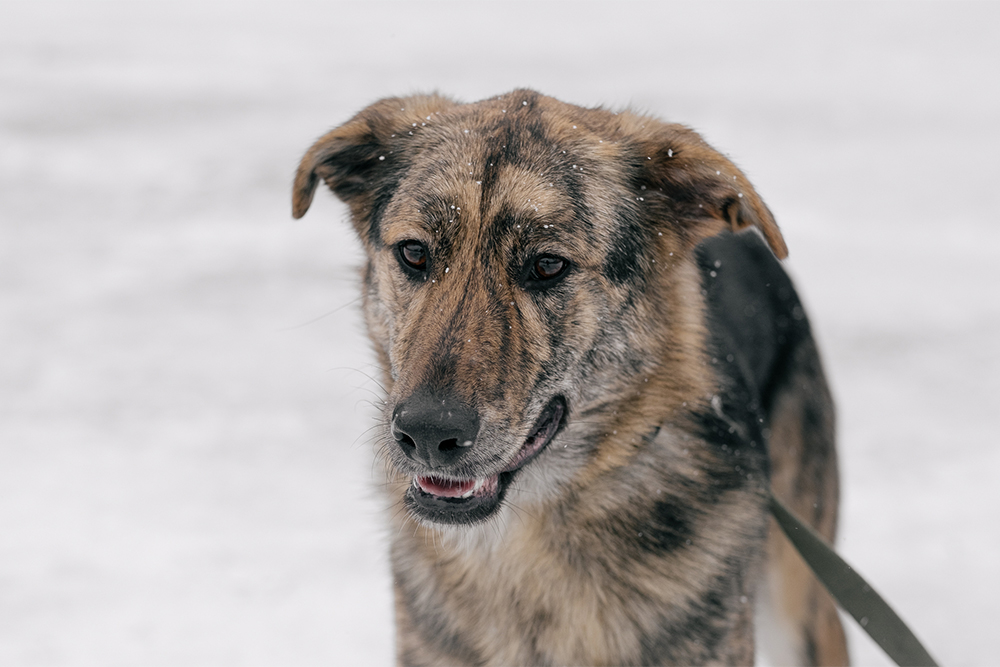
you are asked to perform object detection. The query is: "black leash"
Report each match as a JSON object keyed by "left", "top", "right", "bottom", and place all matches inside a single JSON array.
[{"left": 769, "top": 494, "right": 939, "bottom": 667}]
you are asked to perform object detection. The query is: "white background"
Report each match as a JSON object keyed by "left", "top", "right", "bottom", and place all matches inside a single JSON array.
[{"left": 2, "top": 2, "right": 998, "bottom": 664}]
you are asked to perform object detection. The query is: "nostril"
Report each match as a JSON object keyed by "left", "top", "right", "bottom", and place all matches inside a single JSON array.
[
  {"left": 396, "top": 432, "right": 416, "bottom": 449},
  {"left": 439, "top": 438, "right": 458, "bottom": 452}
]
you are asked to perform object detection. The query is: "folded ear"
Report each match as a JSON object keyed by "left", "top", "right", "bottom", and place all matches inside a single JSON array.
[
  {"left": 292, "top": 94, "right": 457, "bottom": 221},
  {"left": 630, "top": 120, "right": 788, "bottom": 259}
]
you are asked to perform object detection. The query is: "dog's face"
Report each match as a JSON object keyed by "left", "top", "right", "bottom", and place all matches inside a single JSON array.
[{"left": 293, "top": 90, "right": 785, "bottom": 528}]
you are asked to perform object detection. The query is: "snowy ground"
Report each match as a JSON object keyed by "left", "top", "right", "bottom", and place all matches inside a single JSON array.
[{"left": 2, "top": 2, "right": 998, "bottom": 665}]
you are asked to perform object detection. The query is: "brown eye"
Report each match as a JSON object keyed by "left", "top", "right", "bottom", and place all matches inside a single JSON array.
[
  {"left": 534, "top": 256, "right": 565, "bottom": 279},
  {"left": 525, "top": 254, "right": 569, "bottom": 289},
  {"left": 398, "top": 240, "right": 427, "bottom": 271}
]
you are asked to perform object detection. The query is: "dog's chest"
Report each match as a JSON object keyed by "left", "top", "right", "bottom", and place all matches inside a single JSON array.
[{"left": 391, "top": 490, "right": 761, "bottom": 666}]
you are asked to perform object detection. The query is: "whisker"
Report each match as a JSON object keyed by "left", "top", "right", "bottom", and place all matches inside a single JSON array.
[
  {"left": 277, "top": 297, "right": 363, "bottom": 331},
  {"left": 352, "top": 423, "right": 385, "bottom": 448},
  {"left": 327, "top": 366, "right": 389, "bottom": 396}
]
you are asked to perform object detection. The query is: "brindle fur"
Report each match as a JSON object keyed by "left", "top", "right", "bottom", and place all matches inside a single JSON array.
[{"left": 293, "top": 90, "right": 848, "bottom": 665}]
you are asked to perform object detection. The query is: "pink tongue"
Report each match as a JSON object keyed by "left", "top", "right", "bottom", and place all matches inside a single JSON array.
[{"left": 417, "top": 476, "right": 476, "bottom": 498}]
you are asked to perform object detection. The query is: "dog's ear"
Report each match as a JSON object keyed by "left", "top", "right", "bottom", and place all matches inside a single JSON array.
[
  {"left": 630, "top": 120, "right": 788, "bottom": 259},
  {"left": 292, "top": 94, "right": 457, "bottom": 220}
]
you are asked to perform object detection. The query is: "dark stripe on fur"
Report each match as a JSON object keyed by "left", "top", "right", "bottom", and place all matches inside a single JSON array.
[{"left": 637, "top": 575, "right": 736, "bottom": 664}]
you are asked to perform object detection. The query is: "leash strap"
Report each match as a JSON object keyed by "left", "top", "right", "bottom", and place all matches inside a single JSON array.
[{"left": 768, "top": 494, "right": 938, "bottom": 667}]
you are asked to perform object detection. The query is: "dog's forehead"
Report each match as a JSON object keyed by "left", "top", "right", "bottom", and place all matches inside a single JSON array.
[{"left": 381, "top": 99, "right": 630, "bottom": 246}]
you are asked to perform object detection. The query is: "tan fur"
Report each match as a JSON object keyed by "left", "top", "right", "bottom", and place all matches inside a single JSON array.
[
  {"left": 766, "top": 339, "right": 849, "bottom": 666},
  {"left": 294, "top": 90, "right": 847, "bottom": 665}
]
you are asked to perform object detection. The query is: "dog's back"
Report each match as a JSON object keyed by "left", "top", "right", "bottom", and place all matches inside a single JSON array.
[{"left": 699, "top": 231, "right": 847, "bottom": 665}]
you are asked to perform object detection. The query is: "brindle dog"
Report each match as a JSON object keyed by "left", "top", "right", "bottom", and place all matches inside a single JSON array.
[{"left": 293, "top": 90, "right": 848, "bottom": 666}]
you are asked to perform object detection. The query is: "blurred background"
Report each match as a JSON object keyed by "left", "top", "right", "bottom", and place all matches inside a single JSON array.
[{"left": 2, "top": 1, "right": 998, "bottom": 664}]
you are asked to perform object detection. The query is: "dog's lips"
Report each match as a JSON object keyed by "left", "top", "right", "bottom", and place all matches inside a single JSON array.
[
  {"left": 502, "top": 397, "right": 564, "bottom": 473},
  {"left": 407, "top": 397, "right": 566, "bottom": 523}
]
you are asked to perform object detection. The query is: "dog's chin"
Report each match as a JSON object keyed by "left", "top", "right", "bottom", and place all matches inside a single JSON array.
[{"left": 403, "top": 396, "right": 566, "bottom": 526}]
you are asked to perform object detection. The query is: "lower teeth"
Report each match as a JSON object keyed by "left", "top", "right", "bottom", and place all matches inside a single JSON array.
[{"left": 461, "top": 478, "right": 485, "bottom": 498}]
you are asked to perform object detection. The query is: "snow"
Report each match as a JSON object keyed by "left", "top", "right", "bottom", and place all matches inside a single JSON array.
[{"left": 2, "top": 1, "right": 998, "bottom": 665}]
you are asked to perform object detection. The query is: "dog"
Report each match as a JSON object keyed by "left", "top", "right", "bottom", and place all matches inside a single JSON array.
[{"left": 293, "top": 90, "right": 848, "bottom": 666}]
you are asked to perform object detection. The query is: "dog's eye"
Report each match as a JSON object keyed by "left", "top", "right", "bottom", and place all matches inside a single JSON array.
[
  {"left": 534, "top": 256, "right": 565, "bottom": 279},
  {"left": 397, "top": 240, "right": 428, "bottom": 273},
  {"left": 525, "top": 254, "right": 570, "bottom": 289}
]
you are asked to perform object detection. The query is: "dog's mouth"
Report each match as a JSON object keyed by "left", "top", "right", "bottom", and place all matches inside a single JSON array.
[{"left": 404, "top": 396, "right": 566, "bottom": 525}]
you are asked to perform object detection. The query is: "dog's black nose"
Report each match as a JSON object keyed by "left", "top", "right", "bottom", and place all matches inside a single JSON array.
[{"left": 391, "top": 391, "right": 479, "bottom": 469}]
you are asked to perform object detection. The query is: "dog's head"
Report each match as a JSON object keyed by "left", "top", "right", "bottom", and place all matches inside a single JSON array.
[{"left": 293, "top": 90, "right": 785, "bottom": 528}]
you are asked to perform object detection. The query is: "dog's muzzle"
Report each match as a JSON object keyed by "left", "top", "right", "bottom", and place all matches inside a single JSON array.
[{"left": 393, "top": 394, "right": 566, "bottom": 525}]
